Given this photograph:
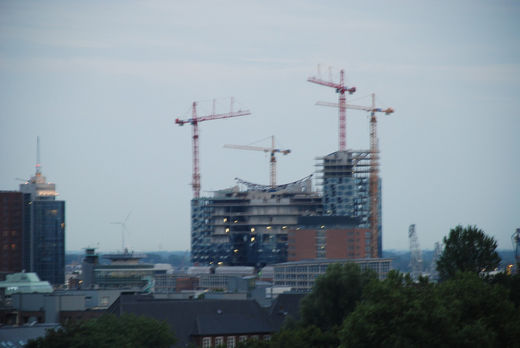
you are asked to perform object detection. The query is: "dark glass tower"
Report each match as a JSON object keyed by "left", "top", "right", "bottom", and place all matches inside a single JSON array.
[{"left": 19, "top": 137, "right": 65, "bottom": 285}]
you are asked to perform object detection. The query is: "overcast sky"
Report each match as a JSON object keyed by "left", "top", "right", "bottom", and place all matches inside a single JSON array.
[{"left": 1, "top": 0, "right": 519, "bottom": 253}]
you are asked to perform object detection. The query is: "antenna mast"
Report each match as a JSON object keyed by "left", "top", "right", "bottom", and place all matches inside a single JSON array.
[{"left": 36, "top": 136, "right": 41, "bottom": 175}]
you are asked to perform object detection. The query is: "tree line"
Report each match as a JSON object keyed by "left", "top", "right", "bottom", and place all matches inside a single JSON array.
[{"left": 240, "top": 225, "right": 520, "bottom": 348}]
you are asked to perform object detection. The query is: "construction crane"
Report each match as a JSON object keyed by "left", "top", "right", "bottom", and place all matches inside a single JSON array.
[
  {"left": 175, "top": 98, "right": 251, "bottom": 198},
  {"left": 308, "top": 66, "right": 356, "bottom": 151},
  {"left": 513, "top": 228, "right": 520, "bottom": 273},
  {"left": 408, "top": 224, "right": 423, "bottom": 280},
  {"left": 317, "top": 94, "right": 393, "bottom": 258},
  {"left": 224, "top": 136, "right": 291, "bottom": 187}
]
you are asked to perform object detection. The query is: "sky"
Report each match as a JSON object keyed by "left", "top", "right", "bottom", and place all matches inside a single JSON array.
[{"left": 1, "top": 0, "right": 519, "bottom": 253}]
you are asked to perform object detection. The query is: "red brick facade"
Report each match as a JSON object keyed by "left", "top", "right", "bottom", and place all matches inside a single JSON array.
[{"left": 288, "top": 227, "right": 369, "bottom": 261}]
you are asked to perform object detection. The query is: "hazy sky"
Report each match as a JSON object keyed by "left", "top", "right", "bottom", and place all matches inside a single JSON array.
[{"left": 1, "top": 1, "right": 519, "bottom": 252}]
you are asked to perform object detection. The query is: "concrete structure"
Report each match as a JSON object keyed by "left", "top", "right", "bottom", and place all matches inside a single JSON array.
[
  {"left": 5, "top": 289, "right": 122, "bottom": 325},
  {"left": 273, "top": 258, "right": 391, "bottom": 292},
  {"left": 80, "top": 249, "right": 155, "bottom": 290},
  {"left": 0, "top": 192, "right": 25, "bottom": 275},
  {"left": 191, "top": 175, "right": 322, "bottom": 267},
  {"left": 0, "top": 273, "right": 53, "bottom": 300},
  {"left": 317, "top": 150, "right": 382, "bottom": 257}
]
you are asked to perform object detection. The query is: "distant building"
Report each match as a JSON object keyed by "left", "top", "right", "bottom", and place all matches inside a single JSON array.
[
  {"left": 4, "top": 289, "right": 122, "bottom": 325},
  {"left": 19, "top": 160, "right": 65, "bottom": 286},
  {"left": 0, "top": 192, "right": 25, "bottom": 275},
  {"left": 80, "top": 248, "right": 155, "bottom": 290},
  {"left": 0, "top": 324, "right": 61, "bottom": 348},
  {"left": 273, "top": 258, "right": 391, "bottom": 292},
  {"left": 0, "top": 272, "right": 53, "bottom": 298},
  {"left": 191, "top": 176, "right": 323, "bottom": 267}
]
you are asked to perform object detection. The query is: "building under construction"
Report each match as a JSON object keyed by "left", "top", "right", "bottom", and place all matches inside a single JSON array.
[
  {"left": 191, "top": 176, "right": 322, "bottom": 266},
  {"left": 190, "top": 150, "right": 383, "bottom": 265},
  {"left": 181, "top": 68, "right": 391, "bottom": 266}
]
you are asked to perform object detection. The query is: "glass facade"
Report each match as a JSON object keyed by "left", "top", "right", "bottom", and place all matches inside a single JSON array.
[{"left": 29, "top": 200, "right": 65, "bottom": 285}]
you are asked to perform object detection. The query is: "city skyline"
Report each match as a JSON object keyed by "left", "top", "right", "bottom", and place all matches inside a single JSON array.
[{"left": 1, "top": 1, "right": 519, "bottom": 252}]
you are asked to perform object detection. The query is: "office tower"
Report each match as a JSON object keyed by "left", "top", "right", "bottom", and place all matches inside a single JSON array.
[
  {"left": 19, "top": 138, "right": 65, "bottom": 285},
  {"left": 0, "top": 191, "right": 25, "bottom": 275}
]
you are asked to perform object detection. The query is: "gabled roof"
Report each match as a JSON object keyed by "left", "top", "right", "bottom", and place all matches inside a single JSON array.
[
  {"left": 108, "top": 294, "right": 274, "bottom": 347},
  {"left": 269, "top": 293, "right": 306, "bottom": 330}
]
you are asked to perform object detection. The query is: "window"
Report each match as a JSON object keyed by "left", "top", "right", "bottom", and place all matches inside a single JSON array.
[
  {"left": 263, "top": 335, "right": 271, "bottom": 341},
  {"left": 202, "top": 337, "right": 212, "bottom": 348},
  {"left": 239, "top": 336, "right": 247, "bottom": 342},
  {"left": 227, "top": 336, "right": 236, "bottom": 348},
  {"left": 215, "top": 337, "right": 224, "bottom": 346}
]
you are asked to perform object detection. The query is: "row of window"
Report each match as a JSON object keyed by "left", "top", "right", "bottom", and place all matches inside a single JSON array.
[{"left": 202, "top": 334, "right": 271, "bottom": 348}]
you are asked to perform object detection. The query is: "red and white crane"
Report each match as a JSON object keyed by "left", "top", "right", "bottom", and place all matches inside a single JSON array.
[
  {"left": 308, "top": 67, "right": 356, "bottom": 151},
  {"left": 317, "top": 93, "right": 394, "bottom": 258},
  {"left": 175, "top": 98, "right": 251, "bottom": 198},
  {"left": 224, "top": 136, "right": 290, "bottom": 187}
]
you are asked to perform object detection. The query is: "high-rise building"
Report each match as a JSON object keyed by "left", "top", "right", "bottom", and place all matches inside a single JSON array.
[
  {"left": 0, "top": 191, "right": 25, "bottom": 276},
  {"left": 191, "top": 176, "right": 322, "bottom": 267},
  {"left": 18, "top": 139, "right": 65, "bottom": 286}
]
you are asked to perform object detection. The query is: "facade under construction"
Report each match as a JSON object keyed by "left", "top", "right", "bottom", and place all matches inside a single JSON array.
[
  {"left": 191, "top": 149, "right": 382, "bottom": 266},
  {"left": 191, "top": 176, "right": 322, "bottom": 266},
  {"left": 316, "top": 150, "right": 382, "bottom": 258}
]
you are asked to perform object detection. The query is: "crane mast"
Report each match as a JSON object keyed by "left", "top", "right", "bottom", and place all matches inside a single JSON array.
[
  {"left": 316, "top": 94, "right": 393, "bottom": 258},
  {"left": 308, "top": 67, "right": 356, "bottom": 151},
  {"left": 224, "top": 136, "right": 290, "bottom": 187},
  {"left": 175, "top": 98, "right": 251, "bottom": 198}
]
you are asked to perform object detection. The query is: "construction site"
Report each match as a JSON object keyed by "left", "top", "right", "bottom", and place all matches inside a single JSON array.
[{"left": 176, "top": 67, "right": 394, "bottom": 267}]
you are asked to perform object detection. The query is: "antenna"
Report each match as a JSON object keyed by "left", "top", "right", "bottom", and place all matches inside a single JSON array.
[{"left": 36, "top": 136, "right": 41, "bottom": 175}]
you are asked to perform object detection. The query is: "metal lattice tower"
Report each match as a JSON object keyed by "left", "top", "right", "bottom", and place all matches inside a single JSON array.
[
  {"left": 308, "top": 66, "right": 356, "bottom": 151},
  {"left": 175, "top": 98, "right": 251, "bottom": 198},
  {"left": 429, "top": 241, "right": 442, "bottom": 280},
  {"left": 513, "top": 228, "right": 520, "bottom": 271},
  {"left": 408, "top": 224, "right": 423, "bottom": 279}
]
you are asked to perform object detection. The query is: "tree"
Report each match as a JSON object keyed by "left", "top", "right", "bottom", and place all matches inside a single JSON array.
[
  {"left": 26, "top": 314, "right": 176, "bottom": 348},
  {"left": 300, "top": 263, "right": 376, "bottom": 332},
  {"left": 340, "top": 271, "right": 520, "bottom": 348},
  {"left": 436, "top": 225, "right": 500, "bottom": 281}
]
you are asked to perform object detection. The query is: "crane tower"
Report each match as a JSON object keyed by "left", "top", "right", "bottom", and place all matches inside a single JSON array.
[
  {"left": 175, "top": 98, "right": 251, "bottom": 198},
  {"left": 308, "top": 66, "right": 356, "bottom": 151},
  {"left": 409, "top": 224, "right": 423, "bottom": 279},
  {"left": 316, "top": 94, "right": 393, "bottom": 258},
  {"left": 224, "top": 136, "right": 290, "bottom": 187}
]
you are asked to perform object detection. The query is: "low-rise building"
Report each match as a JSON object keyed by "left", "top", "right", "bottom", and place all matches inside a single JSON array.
[
  {"left": 273, "top": 258, "right": 391, "bottom": 292},
  {"left": 108, "top": 294, "right": 275, "bottom": 347}
]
